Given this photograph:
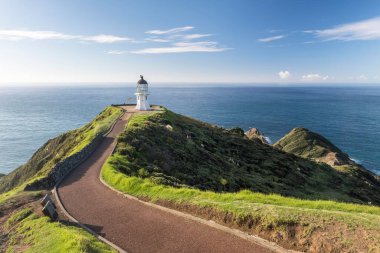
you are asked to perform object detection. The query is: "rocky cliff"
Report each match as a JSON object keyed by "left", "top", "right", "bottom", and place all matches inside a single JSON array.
[{"left": 245, "top": 128, "right": 269, "bottom": 144}]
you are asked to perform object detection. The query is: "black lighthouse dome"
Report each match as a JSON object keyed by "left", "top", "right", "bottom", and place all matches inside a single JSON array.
[{"left": 137, "top": 75, "right": 148, "bottom": 84}]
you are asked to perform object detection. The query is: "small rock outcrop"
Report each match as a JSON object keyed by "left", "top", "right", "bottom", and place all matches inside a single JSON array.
[
  {"left": 227, "top": 127, "right": 245, "bottom": 137},
  {"left": 245, "top": 128, "right": 269, "bottom": 144}
]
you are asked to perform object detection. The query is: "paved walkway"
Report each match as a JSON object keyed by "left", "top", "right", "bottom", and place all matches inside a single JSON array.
[{"left": 57, "top": 108, "right": 273, "bottom": 253}]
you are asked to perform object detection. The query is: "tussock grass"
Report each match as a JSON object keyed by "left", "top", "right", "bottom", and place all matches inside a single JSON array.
[
  {"left": 4, "top": 209, "right": 116, "bottom": 253},
  {"left": 102, "top": 161, "right": 380, "bottom": 217}
]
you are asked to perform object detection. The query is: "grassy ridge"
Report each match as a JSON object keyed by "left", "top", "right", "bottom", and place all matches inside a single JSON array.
[
  {"left": 274, "top": 127, "right": 345, "bottom": 160},
  {"left": 0, "top": 107, "right": 123, "bottom": 253},
  {"left": 0, "top": 106, "right": 123, "bottom": 194},
  {"left": 4, "top": 208, "right": 116, "bottom": 253},
  {"left": 102, "top": 161, "right": 380, "bottom": 251},
  {"left": 110, "top": 109, "right": 380, "bottom": 204},
  {"left": 102, "top": 109, "right": 380, "bottom": 251},
  {"left": 102, "top": 162, "right": 380, "bottom": 216}
]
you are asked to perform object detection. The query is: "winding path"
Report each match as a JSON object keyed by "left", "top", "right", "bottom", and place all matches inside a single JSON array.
[{"left": 57, "top": 107, "right": 275, "bottom": 253}]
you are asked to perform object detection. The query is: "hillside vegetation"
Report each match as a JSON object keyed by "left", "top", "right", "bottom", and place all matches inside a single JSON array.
[
  {"left": 0, "top": 106, "right": 123, "bottom": 253},
  {"left": 102, "top": 108, "right": 380, "bottom": 252},
  {"left": 1, "top": 207, "right": 116, "bottom": 253},
  {"left": 274, "top": 127, "right": 354, "bottom": 166},
  {"left": 0, "top": 106, "right": 123, "bottom": 194},
  {"left": 108, "top": 108, "right": 380, "bottom": 205},
  {"left": 274, "top": 127, "right": 380, "bottom": 198}
]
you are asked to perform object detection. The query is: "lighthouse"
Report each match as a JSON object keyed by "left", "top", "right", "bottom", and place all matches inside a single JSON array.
[{"left": 135, "top": 75, "right": 150, "bottom": 111}]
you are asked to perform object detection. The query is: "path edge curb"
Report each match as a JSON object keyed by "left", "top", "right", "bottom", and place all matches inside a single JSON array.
[
  {"left": 52, "top": 108, "right": 128, "bottom": 253},
  {"left": 99, "top": 169, "right": 299, "bottom": 253}
]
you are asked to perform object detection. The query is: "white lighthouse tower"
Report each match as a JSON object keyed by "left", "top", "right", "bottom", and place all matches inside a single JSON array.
[{"left": 135, "top": 75, "right": 150, "bottom": 111}]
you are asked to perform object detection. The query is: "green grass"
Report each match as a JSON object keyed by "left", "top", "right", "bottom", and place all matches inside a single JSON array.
[
  {"left": 0, "top": 106, "right": 123, "bottom": 194},
  {"left": 108, "top": 108, "right": 380, "bottom": 205},
  {"left": 5, "top": 209, "right": 116, "bottom": 253},
  {"left": 0, "top": 188, "right": 42, "bottom": 207},
  {"left": 102, "top": 161, "right": 380, "bottom": 216},
  {"left": 102, "top": 162, "right": 380, "bottom": 250},
  {"left": 102, "top": 107, "right": 380, "bottom": 251},
  {"left": 68, "top": 106, "right": 124, "bottom": 156},
  {"left": 0, "top": 106, "right": 122, "bottom": 252},
  {"left": 274, "top": 127, "right": 344, "bottom": 159}
]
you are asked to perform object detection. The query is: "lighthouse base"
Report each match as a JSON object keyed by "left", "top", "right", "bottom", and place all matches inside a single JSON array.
[{"left": 135, "top": 94, "right": 150, "bottom": 111}]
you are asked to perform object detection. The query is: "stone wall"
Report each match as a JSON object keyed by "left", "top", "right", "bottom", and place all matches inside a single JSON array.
[{"left": 25, "top": 134, "right": 104, "bottom": 190}]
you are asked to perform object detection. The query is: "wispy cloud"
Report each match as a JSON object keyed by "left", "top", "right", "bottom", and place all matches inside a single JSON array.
[
  {"left": 258, "top": 35, "right": 285, "bottom": 42},
  {"left": 278, "top": 70, "right": 290, "bottom": 79},
  {"left": 83, "top": 35, "right": 131, "bottom": 43},
  {"left": 0, "top": 30, "right": 78, "bottom": 40},
  {"left": 310, "top": 16, "right": 380, "bottom": 41},
  {"left": 145, "top": 26, "right": 194, "bottom": 35},
  {"left": 131, "top": 41, "right": 230, "bottom": 54},
  {"left": 145, "top": 38, "right": 171, "bottom": 43},
  {"left": 107, "top": 50, "right": 128, "bottom": 55},
  {"left": 181, "top": 34, "right": 213, "bottom": 40},
  {"left": 0, "top": 29, "right": 132, "bottom": 43},
  {"left": 302, "top": 74, "right": 329, "bottom": 81}
]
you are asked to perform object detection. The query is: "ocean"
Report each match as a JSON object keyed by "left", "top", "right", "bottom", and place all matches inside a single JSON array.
[{"left": 0, "top": 85, "right": 379, "bottom": 175}]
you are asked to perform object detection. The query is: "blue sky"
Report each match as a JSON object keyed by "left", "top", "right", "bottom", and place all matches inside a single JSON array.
[{"left": 0, "top": 0, "right": 379, "bottom": 84}]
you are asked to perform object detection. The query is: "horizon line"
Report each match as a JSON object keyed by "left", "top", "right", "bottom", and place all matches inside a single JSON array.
[{"left": 1, "top": 82, "right": 380, "bottom": 88}]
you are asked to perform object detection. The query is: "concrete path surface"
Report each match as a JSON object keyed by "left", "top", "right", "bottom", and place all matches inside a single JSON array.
[{"left": 57, "top": 108, "right": 274, "bottom": 253}]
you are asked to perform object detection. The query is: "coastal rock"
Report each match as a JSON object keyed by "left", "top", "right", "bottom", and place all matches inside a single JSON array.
[
  {"left": 245, "top": 128, "right": 269, "bottom": 144},
  {"left": 227, "top": 127, "right": 245, "bottom": 136}
]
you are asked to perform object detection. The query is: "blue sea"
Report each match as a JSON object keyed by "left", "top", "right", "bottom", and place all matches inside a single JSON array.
[{"left": 0, "top": 85, "right": 379, "bottom": 175}]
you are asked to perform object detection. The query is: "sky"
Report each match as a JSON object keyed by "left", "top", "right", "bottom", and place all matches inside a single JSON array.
[{"left": 0, "top": 0, "right": 379, "bottom": 85}]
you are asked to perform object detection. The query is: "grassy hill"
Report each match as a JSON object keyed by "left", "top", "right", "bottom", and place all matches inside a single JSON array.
[
  {"left": 0, "top": 106, "right": 123, "bottom": 194},
  {"left": 4, "top": 209, "right": 116, "bottom": 253},
  {"left": 1, "top": 105, "right": 379, "bottom": 252},
  {"left": 274, "top": 127, "right": 380, "bottom": 201},
  {"left": 0, "top": 106, "right": 123, "bottom": 253},
  {"left": 274, "top": 127, "right": 353, "bottom": 166},
  {"left": 108, "top": 108, "right": 380, "bottom": 205},
  {"left": 102, "top": 108, "right": 380, "bottom": 252}
]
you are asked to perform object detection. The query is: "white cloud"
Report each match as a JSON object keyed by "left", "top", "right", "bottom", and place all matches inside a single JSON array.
[
  {"left": 278, "top": 70, "right": 290, "bottom": 79},
  {"left": 145, "top": 38, "right": 170, "bottom": 43},
  {"left": 83, "top": 35, "right": 131, "bottom": 43},
  {"left": 358, "top": 75, "right": 368, "bottom": 81},
  {"left": 131, "top": 41, "right": 230, "bottom": 54},
  {"left": 311, "top": 16, "right": 380, "bottom": 41},
  {"left": 0, "top": 29, "right": 132, "bottom": 43},
  {"left": 145, "top": 26, "right": 194, "bottom": 35},
  {"left": 2, "top": 27, "right": 229, "bottom": 55},
  {"left": 107, "top": 50, "right": 128, "bottom": 55},
  {"left": 302, "top": 74, "right": 329, "bottom": 81},
  {"left": 181, "top": 34, "right": 213, "bottom": 40},
  {"left": 258, "top": 35, "right": 285, "bottom": 42},
  {"left": 0, "top": 30, "right": 78, "bottom": 40}
]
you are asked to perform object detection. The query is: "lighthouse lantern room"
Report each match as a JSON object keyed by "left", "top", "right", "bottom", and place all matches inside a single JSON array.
[{"left": 135, "top": 75, "right": 150, "bottom": 111}]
